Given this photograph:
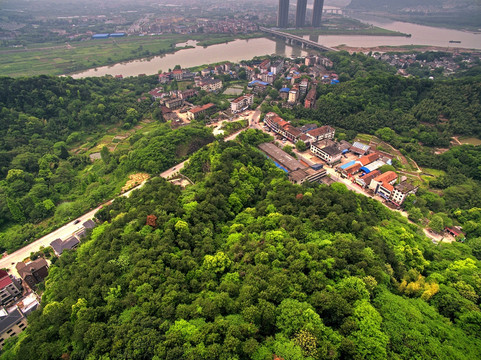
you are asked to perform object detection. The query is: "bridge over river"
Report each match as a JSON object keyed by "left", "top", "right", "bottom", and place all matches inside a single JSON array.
[{"left": 259, "top": 27, "right": 338, "bottom": 52}]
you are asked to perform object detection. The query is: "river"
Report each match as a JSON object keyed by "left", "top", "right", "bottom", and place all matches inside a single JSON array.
[{"left": 72, "top": 14, "right": 481, "bottom": 78}]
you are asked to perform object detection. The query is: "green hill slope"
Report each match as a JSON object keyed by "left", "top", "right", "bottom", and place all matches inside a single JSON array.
[{"left": 4, "top": 139, "right": 480, "bottom": 359}]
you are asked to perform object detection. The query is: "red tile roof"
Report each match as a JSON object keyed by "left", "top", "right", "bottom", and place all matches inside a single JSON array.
[
  {"left": 190, "top": 103, "right": 215, "bottom": 114},
  {"left": 0, "top": 276, "right": 12, "bottom": 289},
  {"left": 374, "top": 171, "right": 397, "bottom": 184},
  {"left": 358, "top": 153, "right": 380, "bottom": 166},
  {"left": 382, "top": 182, "right": 394, "bottom": 192}
]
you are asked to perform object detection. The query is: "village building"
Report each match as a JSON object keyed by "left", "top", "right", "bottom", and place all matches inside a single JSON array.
[
  {"left": 391, "top": 181, "right": 418, "bottom": 206},
  {"left": 50, "top": 236, "right": 80, "bottom": 257},
  {"left": 187, "top": 103, "right": 216, "bottom": 120},
  {"left": 230, "top": 94, "right": 254, "bottom": 113},
  {"left": 0, "top": 271, "right": 22, "bottom": 307},
  {"left": 369, "top": 171, "right": 398, "bottom": 196},
  {"left": 199, "top": 78, "right": 223, "bottom": 92},
  {"left": 356, "top": 170, "right": 381, "bottom": 188},
  {"left": 306, "top": 125, "right": 335, "bottom": 142},
  {"left": 165, "top": 98, "right": 184, "bottom": 110},
  {"left": 0, "top": 307, "right": 27, "bottom": 349},
  {"left": 304, "top": 88, "right": 317, "bottom": 108},
  {"left": 311, "top": 141, "right": 342, "bottom": 166},
  {"left": 350, "top": 141, "right": 371, "bottom": 156},
  {"left": 288, "top": 88, "right": 299, "bottom": 104},
  {"left": 16, "top": 258, "right": 48, "bottom": 290}
]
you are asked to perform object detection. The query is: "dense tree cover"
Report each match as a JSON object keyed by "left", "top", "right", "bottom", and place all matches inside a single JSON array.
[
  {"left": 0, "top": 75, "right": 214, "bottom": 252},
  {"left": 289, "top": 70, "right": 481, "bottom": 146},
  {"left": 4, "top": 140, "right": 481, "bottom": 359}
]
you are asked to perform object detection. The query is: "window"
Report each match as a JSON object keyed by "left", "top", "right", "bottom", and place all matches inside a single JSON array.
[{"left": 6, "top": 329, "right": 12, "bottom": 334}]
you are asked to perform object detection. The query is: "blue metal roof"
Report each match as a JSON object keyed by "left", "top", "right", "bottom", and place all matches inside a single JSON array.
[
  {"left": 249, "top": 80, "right": 269, "bottom": 86},
  {"left": 92, "top": 34, "right": 110, "bottom": 39},
  {"left": 331, "top": 79, "right": 340, "bottom": 84},
  {"left": 342, "top": 149, "right": 349, "bottom": 154},
  {"left": 360, "top": 166, "right": 371, "bottom": 173},
  {"left": 339, "top": 160, "right": 356, "bottom": 170},
  {"left": 110, "top": 32, "right": 126, "bottom": 37},
  {"left": 280, "top": 88, "right": 290, "bottom": 92}
]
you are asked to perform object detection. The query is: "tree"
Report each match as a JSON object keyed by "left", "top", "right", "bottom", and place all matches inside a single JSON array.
[
  {"left": 429, "top": 214, "right": 444, "bottom": 233},
  {"left": 295, "top": 140, "right": 307, "bottom": 152}
]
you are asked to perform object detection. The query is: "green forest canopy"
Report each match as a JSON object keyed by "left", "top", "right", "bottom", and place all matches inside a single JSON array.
[{"left": 2, "top": 140, "right": 481, "bottom": 359}]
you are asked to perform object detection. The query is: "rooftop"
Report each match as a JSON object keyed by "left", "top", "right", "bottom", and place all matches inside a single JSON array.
[
  {"left": 307, "top": 125, "right": 334, "bottom": 138},
  {"left": 0, "top": 308, "right": 24, "bottom": 333},
  {"left": 16, "top": 258, "right": 48, "bottom": 279},
  {"left": 258, "top": 143, "right": 306, "bottom": 173},
  {"left": 374, "top": 171, "right": 397, "bottom": 184},
  {"left": 395, "top": 181, "right": 416, "bottom": 194},
  {"left": 190, "top": 103, "right": 215, "bottom": 114}
]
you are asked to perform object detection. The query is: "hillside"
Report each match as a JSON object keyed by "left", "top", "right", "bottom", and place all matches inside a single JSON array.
[{"left": 2, "top": 139, "right": 481, "bottom": 359}]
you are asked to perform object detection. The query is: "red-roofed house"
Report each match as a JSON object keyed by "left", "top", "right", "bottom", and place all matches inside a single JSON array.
[
  {"left": 0, "top": 271, "right": 22, "bottom": 306},
  {"left": 187, "top": 103, "right": 216, "bottom": 120},
  {"left": 357, "top": 153, "right": 381, "bottom": 166},
  {"left": 369, "top": 171, "right": 398, "bottom": 196},
  {"left": 264, "top": 112, "right": 288, "bottom": 138},
  {"left": 283, "top": 124, "right": 303, "bottom": 143},
  {"left": 172, "top": 69, "right": 184, "bottom": 81}
]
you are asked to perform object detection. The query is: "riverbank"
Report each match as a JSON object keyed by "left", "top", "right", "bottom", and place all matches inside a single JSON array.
[
  {"left": 336, "top": 44, "right": 481, "bottom": 54},
  {"left": 352, "top": 11, "right": 481, "bottom": 33},
  {"left": 0, "top": 33, "right": 263, "bottom": 78},
  {"left": 284, "top": 26, "right": 409, "bottom": 37}
]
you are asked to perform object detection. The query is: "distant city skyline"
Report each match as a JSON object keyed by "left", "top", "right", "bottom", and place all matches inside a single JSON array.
[
  {"left": 312, "top": 0, "right": 324, "bottom": 27},
  {"left": 277, "top": 0, "right": 324, "bottom": 28},
  {"left": 277, "top": 0, "right": 290, "bottom": 28},
  {"left": 295, "top": 0, "right": 307, "bottom": 28}
]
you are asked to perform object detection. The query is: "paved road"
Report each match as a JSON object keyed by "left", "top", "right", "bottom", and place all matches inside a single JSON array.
[
  {"left": 0, "top": 207, "right": 101, "bottom": 277},
  {"left": 0, "top": 160, "right": 190, "bottom": 276}
]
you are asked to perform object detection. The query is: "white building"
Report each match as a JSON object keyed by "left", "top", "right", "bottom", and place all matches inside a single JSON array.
[{"left": 230, "top": 94, "right": 254, "bottom": 113}]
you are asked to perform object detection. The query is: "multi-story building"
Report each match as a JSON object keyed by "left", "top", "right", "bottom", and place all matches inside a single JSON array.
[
  {"left": 230, "top": 94, "right": 254, "bottom": 113},
  {"left": 199, "top": 78, "right": 223, "bottom": 92},
  {"left": 172, "top": 69, "right": 183, "bottom": 81},
  {"left": 299, "top": 79, "right": 309, "bottom": 96},
  {"left": 311, "top": 141, "right": 342, "bottom": 165},
  {"left": 270, "top": 60, "right": 285, "bottom": 75},
  {"left": 277, "top": 0, "right": 290, "bottom": 28},
  {"left": 264, "top": 112, "right": 289, "bottom": 138},
  {"left": 312, "top": 0, "right": 324, "bottom": 27},
  {"left": 180, "top": 89, "right": 198, "bottom": 100},
  {"left": 356, "top": 170, "right": 381, "bottom": 188},
  {"left": 369, "top": 171, "right": 398, "bottom": 195},
  {"left": 187, "top": 103, "right": 216, "bottom": 120},
  {"left": 296, "top": 0, "right": 307, "bottom": 28},
  {"left": 0, "top": 271, "right": 22, "bottom": 306},
  {"left": 288, "top": 89, "right": 299, "bottom": 104},
  {"left": 0, "top": 307, "right": 27, "bottom": 349},
  {"left": 304, "top": 88, "right": 317, "bottom": 108},
  {"left": 165, "top": 98, "right": 184, "bottom": 110},
  {"left": 306, "top": 125, "right": 335, "bottom": 142},
  {"left": 391, "top": 181, "right": 418, "bottom": 206}
]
